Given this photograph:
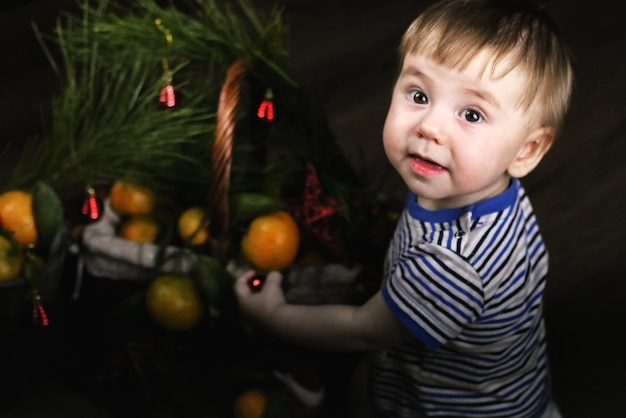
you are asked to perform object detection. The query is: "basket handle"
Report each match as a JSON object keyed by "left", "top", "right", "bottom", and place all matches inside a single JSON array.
[{"left": 209, "top": 58, "right": 247, "bottom": 263}]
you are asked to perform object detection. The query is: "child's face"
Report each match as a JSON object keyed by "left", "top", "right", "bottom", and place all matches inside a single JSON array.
[{"left": 383, "top": 50, "right": 543, "bottom": 210}]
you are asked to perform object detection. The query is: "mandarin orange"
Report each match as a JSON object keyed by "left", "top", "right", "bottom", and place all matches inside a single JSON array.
[
  {"left": 178, "top": 206, "right": 210, "bottom": 246},
  {"left": 119, "top": 215, "right": 160, "bottom": 243},
  {"left": 0, "top": 189, "right": 37, "bottom": 246},
  {"left": 233, "top": 388, "right": 267, "bottom": 418},
  {"left": 109, "top": 180, "right": 155, "bottom": 216},
  {"left": 240, "top": 210, "right": 299, "bottom": 273},
  {"left": 145, "top": 275, "right": 204, "bottom": 331},
  {"left": 0, "top": 234, "right": 23, "bottom": 281}
]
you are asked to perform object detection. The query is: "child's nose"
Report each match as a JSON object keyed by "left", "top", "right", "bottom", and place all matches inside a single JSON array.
[{"left": 416, "top": 108, "right": 445, "bottom": 144}]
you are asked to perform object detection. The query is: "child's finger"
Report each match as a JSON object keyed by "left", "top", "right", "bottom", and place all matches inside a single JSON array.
[
  {"left": 265, "top": 271, "right": 284, "bottom": 288},
  {"left": 248, "top": 271, "right": 282, "bottom": 293},
  {"left": 235, "top": 270, "right": 257, "bottom": 292}
]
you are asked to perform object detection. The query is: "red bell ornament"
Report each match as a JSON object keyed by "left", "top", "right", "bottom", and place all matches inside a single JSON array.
[
  {"left": 81, "top": 184, "right": 102, "bottom": 222},
  {"left": 257, "top": 88, "right": 275, "bottom": 122}
]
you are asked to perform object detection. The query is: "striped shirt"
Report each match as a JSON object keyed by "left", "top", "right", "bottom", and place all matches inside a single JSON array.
[{"left": 370, "top": 178, "right": 552, "bottom": 417}]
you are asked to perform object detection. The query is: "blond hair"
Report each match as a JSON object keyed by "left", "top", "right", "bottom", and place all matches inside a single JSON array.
[{"left": 400, "top": 0, "right": 574, "bottom": 136}]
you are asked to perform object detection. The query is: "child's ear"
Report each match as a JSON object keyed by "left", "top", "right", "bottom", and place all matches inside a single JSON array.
[{"left": 507, "top": 126, "right": 555, "bottom": 178}]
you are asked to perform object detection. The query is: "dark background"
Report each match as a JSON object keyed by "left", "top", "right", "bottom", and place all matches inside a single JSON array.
[{"left": 1, "top": 0, "right": 625, "bottom": 417}]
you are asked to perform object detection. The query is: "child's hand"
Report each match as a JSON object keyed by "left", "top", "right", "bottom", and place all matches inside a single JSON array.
[{"left": 234, "top": 270, "right": 286, "bottom": 327}]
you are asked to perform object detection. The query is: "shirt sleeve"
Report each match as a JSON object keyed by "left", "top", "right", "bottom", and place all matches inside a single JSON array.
[{"left": 382, "top": 242, "right": 485, "bottom": 349}]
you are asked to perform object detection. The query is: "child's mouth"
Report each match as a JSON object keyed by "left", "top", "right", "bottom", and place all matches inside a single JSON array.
[{"left": 410, "top": 155, "right": 446, "bottom": 176}]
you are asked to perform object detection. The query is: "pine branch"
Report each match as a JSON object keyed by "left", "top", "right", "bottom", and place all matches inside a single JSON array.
[
  {"left": 59, "top": 0, "right": 294, "bottom": 87},
  {"left": 10, "top": 7, "right": 216, "bottom": 194},
  {"left": 6, "top": 0, "right": 295, "bottom": 196}
]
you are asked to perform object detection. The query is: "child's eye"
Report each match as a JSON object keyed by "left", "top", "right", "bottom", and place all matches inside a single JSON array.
[
  {"left": 410, "top": 91, "right": 428, "bottom": 105},
  {"left": 463, "top": 109, "right": 483, "bottom": 123}
]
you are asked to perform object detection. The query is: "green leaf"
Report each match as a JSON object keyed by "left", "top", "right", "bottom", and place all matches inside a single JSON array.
[
  {"left": 32, "top": 181, "right": 64, "bottom": 247},
  {"left": 195, "top": 254, "right": 232, "bottom": 310},
  {"left": 230, "top": 192, "right": 284, "bottom": 224},
  {"left": 22, "top": 252, "right": 42, "bottom": 287}
]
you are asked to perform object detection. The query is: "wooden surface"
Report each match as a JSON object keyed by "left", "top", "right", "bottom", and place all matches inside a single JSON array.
[{"left": 1, "top": 0, "right": 625, "bottom": 416}]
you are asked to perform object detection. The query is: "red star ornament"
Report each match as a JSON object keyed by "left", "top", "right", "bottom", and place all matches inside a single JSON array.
[{"left": 285, "top": 163, "right": 347, "bottom": 261}]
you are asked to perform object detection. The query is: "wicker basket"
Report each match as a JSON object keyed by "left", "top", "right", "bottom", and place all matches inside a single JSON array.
[
  {"left": 81, "top": 197, "right": 197, "bottom": 280},
  {"left": 80, "top": 59, "right": 247, "bottom": 281},
  {"left": 208, "top": 59, "right": 363, "bottom": 304},
  {"left": 81, "top": 58, "right": 362, "bottom": 304},
  {"left": 208, "top": 58, "right": 247, "bottom": 265}
]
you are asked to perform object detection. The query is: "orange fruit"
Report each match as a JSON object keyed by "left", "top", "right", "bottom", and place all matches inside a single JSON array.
[
  {"left": 0, "top": 189, "right": 37, "bottom": 246},
  {"left": 240, "top": 210, "right": 299, "bottom": 273},
  {"left": 178, "top": 206, "right": 210, "bottom": 246},
  {"left": 233, "top": 389, "right": 267, "bottom": 418},
  {"left": 145, "top": 275, "right": 204, "bottom": 331},
  {"left": 109, "top": 180, "right": 155, "bottom": 216},
  {"left": 0, "top": 234, "right": 23, "bottom": 282},
  {"left": 119, "top": 215, "right": 160, "bottom": 243}
]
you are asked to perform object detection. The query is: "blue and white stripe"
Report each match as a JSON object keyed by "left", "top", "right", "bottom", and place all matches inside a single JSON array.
[{"left": 370, "top": 178, "right": 552, "bottom": 417}]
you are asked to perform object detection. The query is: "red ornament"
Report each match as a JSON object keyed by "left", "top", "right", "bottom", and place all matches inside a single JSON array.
[
  {"left": 257, "top": 88, "right": 274, "bottom": 122},
  {"left": 285, "top": 163, "right": 347, "bottom": 261},
  {"left": 32, "top": 292, "right": 49, "bottom": 327},
  {"left": 159, "top": 83, "right": 175, "bottom": 108},
  {"left": 81, "top": 184, "right": 101, "bottom": 221}
]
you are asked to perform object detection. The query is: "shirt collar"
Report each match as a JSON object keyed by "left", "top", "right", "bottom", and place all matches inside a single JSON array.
[{"left": 407, "top": 178, "right": 519, "bottom": 223}]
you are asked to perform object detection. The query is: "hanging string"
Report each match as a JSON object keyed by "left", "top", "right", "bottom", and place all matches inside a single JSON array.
[{"left": 155, "top": 18, "right": 176, "bottom": 108}]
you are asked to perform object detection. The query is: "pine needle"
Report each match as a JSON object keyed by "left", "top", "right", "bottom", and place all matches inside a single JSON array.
[{"left": 8, "top": 0, "right": 293, "bottom": 199}]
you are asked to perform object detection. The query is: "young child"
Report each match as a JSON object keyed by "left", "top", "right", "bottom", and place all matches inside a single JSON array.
[{"left": 234, "top": 0, "right": 574, "bottom": 416}]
